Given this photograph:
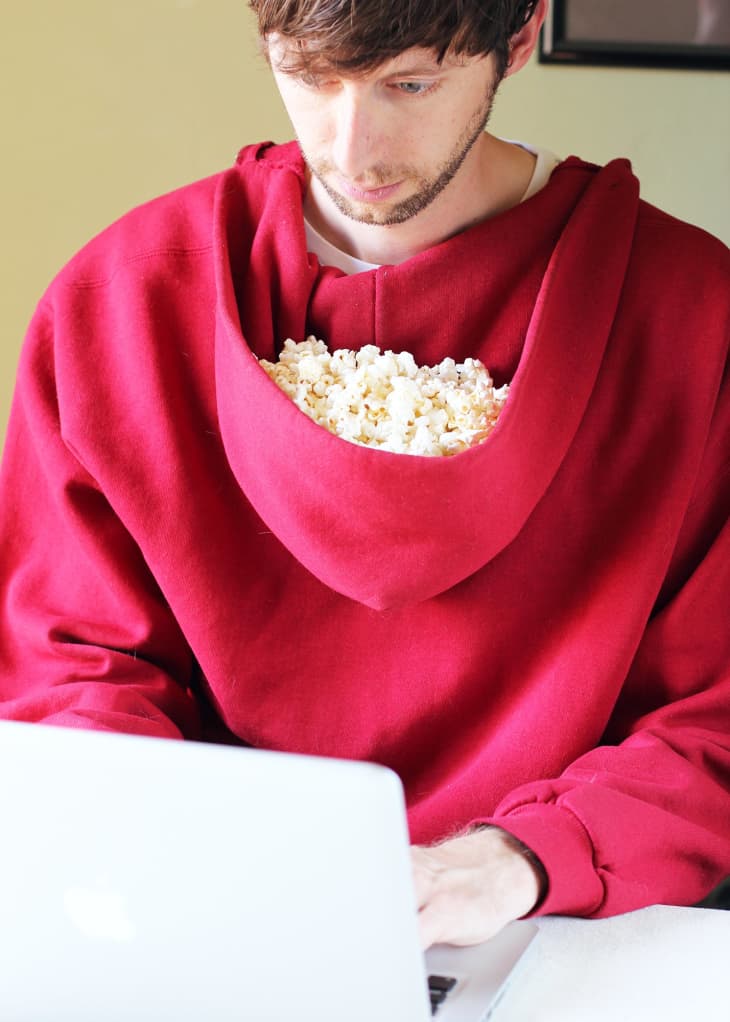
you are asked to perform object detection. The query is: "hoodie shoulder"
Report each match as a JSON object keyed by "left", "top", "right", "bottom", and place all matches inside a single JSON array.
[{"left": 52, "top": 167, "right": 229, "bottom": 291}]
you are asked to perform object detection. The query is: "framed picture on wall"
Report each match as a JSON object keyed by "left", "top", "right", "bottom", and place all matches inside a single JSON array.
[{"left": 539, "top": 0, "right": 730, "bottom": 70}]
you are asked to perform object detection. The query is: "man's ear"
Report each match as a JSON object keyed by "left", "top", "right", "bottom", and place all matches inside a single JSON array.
[{"left": 504, "top": 0, "right": 548, "bottom": 78}]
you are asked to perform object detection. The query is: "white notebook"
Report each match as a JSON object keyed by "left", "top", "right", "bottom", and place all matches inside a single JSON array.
[{"left": 0, "top": 720, "right": 536, "bottom": 1021}]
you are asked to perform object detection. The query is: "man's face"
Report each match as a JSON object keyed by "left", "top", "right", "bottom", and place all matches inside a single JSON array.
[{"left": 269, "top": 40, "right": 502, "bottom": 228}]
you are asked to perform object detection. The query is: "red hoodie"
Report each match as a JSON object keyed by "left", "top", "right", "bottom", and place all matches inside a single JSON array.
[{"left": 1, "top": 141, "right": 728, "bottom": 919}]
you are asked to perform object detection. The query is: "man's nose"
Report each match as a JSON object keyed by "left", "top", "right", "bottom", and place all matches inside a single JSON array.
[{"left": 330, "top": 87, "right": 379, "bottom": 180}]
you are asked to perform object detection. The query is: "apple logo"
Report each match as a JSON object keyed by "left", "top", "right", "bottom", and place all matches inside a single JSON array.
[{"left": 63, "top": 882, "right": 136, "bottom": 942}]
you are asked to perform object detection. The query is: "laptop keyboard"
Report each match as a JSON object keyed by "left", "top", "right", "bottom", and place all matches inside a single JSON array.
[{"left": 428, "top": 974, "right": 457, "bottom": 1015}]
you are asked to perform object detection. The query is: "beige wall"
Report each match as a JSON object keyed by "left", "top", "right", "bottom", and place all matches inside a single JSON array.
[{"left": 2, "top": 1, "right": 729, "bottom": 441}]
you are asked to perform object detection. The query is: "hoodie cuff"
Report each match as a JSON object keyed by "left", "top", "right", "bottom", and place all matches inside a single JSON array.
[{"left": 476, "top": 802, "right": 606, "bottom": 918}]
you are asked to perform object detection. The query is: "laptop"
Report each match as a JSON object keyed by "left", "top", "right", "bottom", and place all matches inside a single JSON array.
[{"left": 0, "top": 719, "right": 536, "bottom": 1021}]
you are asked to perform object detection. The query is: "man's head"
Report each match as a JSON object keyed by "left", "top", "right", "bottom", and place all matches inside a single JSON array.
[
  {"left": 249, "top": 0, "right": 541, "bottom": 82},
  {"left": 250, "top": 0, "right": 547, "bottom": 258}
]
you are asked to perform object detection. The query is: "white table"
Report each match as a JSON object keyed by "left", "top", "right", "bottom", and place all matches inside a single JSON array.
[{"left": 495, "top": 906, "right": 730, "bottom": 1021}]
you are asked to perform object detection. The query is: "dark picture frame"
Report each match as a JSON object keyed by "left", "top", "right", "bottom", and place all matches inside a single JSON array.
[{"left": 539, "top": 0, "right": 730, "bottom": 70}]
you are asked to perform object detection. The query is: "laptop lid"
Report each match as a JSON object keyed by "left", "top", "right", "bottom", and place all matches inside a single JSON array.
[{"left": 0, "top": 720, "right": 534, "bottom": 1021}]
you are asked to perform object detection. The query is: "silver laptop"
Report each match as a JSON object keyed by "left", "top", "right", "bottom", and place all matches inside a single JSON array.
[{"left": 0, "top": 720, "right": 536, "bottom": 1021}]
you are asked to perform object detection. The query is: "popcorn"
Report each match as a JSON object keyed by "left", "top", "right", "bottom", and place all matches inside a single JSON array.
[{"left": 259, "top": 337, "right": 509, "bottom": 457}]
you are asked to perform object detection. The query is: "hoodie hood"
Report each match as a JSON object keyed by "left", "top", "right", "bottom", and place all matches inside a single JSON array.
[{"left": 214, "top": 143, "right": 639, "bottom": 610}]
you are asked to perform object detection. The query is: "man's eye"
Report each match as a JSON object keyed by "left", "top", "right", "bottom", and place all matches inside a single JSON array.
[{"left": 394, "top": 81, "right": 432, "bottom": 95}]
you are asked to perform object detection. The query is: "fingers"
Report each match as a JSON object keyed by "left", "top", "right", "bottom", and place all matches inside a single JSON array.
[
  {"left": 417, "top": 890, "right": 504, "bottom": 950},
  {"left": 411, "top": 827, "right": 544, "bottom": 950},
  {"left": 411, "top": 843, "right": 438, "bottom": 909}
]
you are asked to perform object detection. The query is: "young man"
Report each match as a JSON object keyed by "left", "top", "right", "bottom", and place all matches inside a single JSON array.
[{"left": 0, "top": 0, "right": 728, "bottom": 948}]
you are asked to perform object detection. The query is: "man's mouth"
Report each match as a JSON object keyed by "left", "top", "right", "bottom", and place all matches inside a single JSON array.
[{"left": 335, "top": 177, "right": 404, "bottom": 203}]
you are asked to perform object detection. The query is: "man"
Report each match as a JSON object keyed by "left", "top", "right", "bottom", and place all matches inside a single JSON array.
[{"left": 0, "top": 0, "right": 728, "bottom": 950}]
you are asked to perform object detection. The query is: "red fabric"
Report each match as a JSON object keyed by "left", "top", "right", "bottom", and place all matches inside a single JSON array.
[{"left": 1, "top": 141, "right": 729, "bottom": 918}]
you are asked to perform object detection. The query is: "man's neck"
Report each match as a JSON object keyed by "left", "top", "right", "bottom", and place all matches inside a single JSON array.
[{"left": 303, "top": 134, "right": 536, "bottom": 266}]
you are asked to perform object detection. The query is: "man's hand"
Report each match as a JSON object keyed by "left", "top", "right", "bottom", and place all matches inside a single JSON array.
[{"left": 411, "top": 826, "right": 545, "bottom": 949}]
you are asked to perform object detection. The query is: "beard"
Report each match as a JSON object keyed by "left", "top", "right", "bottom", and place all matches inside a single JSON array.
[{"left": 302, "top": 85, "right": 498, "bottom": 228}]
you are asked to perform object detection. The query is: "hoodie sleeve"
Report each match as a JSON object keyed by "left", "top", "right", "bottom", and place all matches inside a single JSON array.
[
  {"left": 0, "top": 297, "right": 201, "bottom": 738},
  {"left": 483, "top": 364, "right": 730, "bottom": 918}
]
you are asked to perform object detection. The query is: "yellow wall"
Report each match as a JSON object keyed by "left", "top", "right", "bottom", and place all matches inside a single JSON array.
[{"left": 2, "top": 1, "right": 729, "bottom": 441}]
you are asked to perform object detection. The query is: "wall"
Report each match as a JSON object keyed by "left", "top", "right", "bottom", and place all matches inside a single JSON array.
[
  {"left": 2, "top": 1, "right": 729, "bottom": 441},
  {"left": 489, "top": 55, "right": 730, "bottom": 243}
]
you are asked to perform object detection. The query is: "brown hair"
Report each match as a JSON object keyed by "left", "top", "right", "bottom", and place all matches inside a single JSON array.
[{"left": 249, "top": 0, "right": 540, "bottom": 79}]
